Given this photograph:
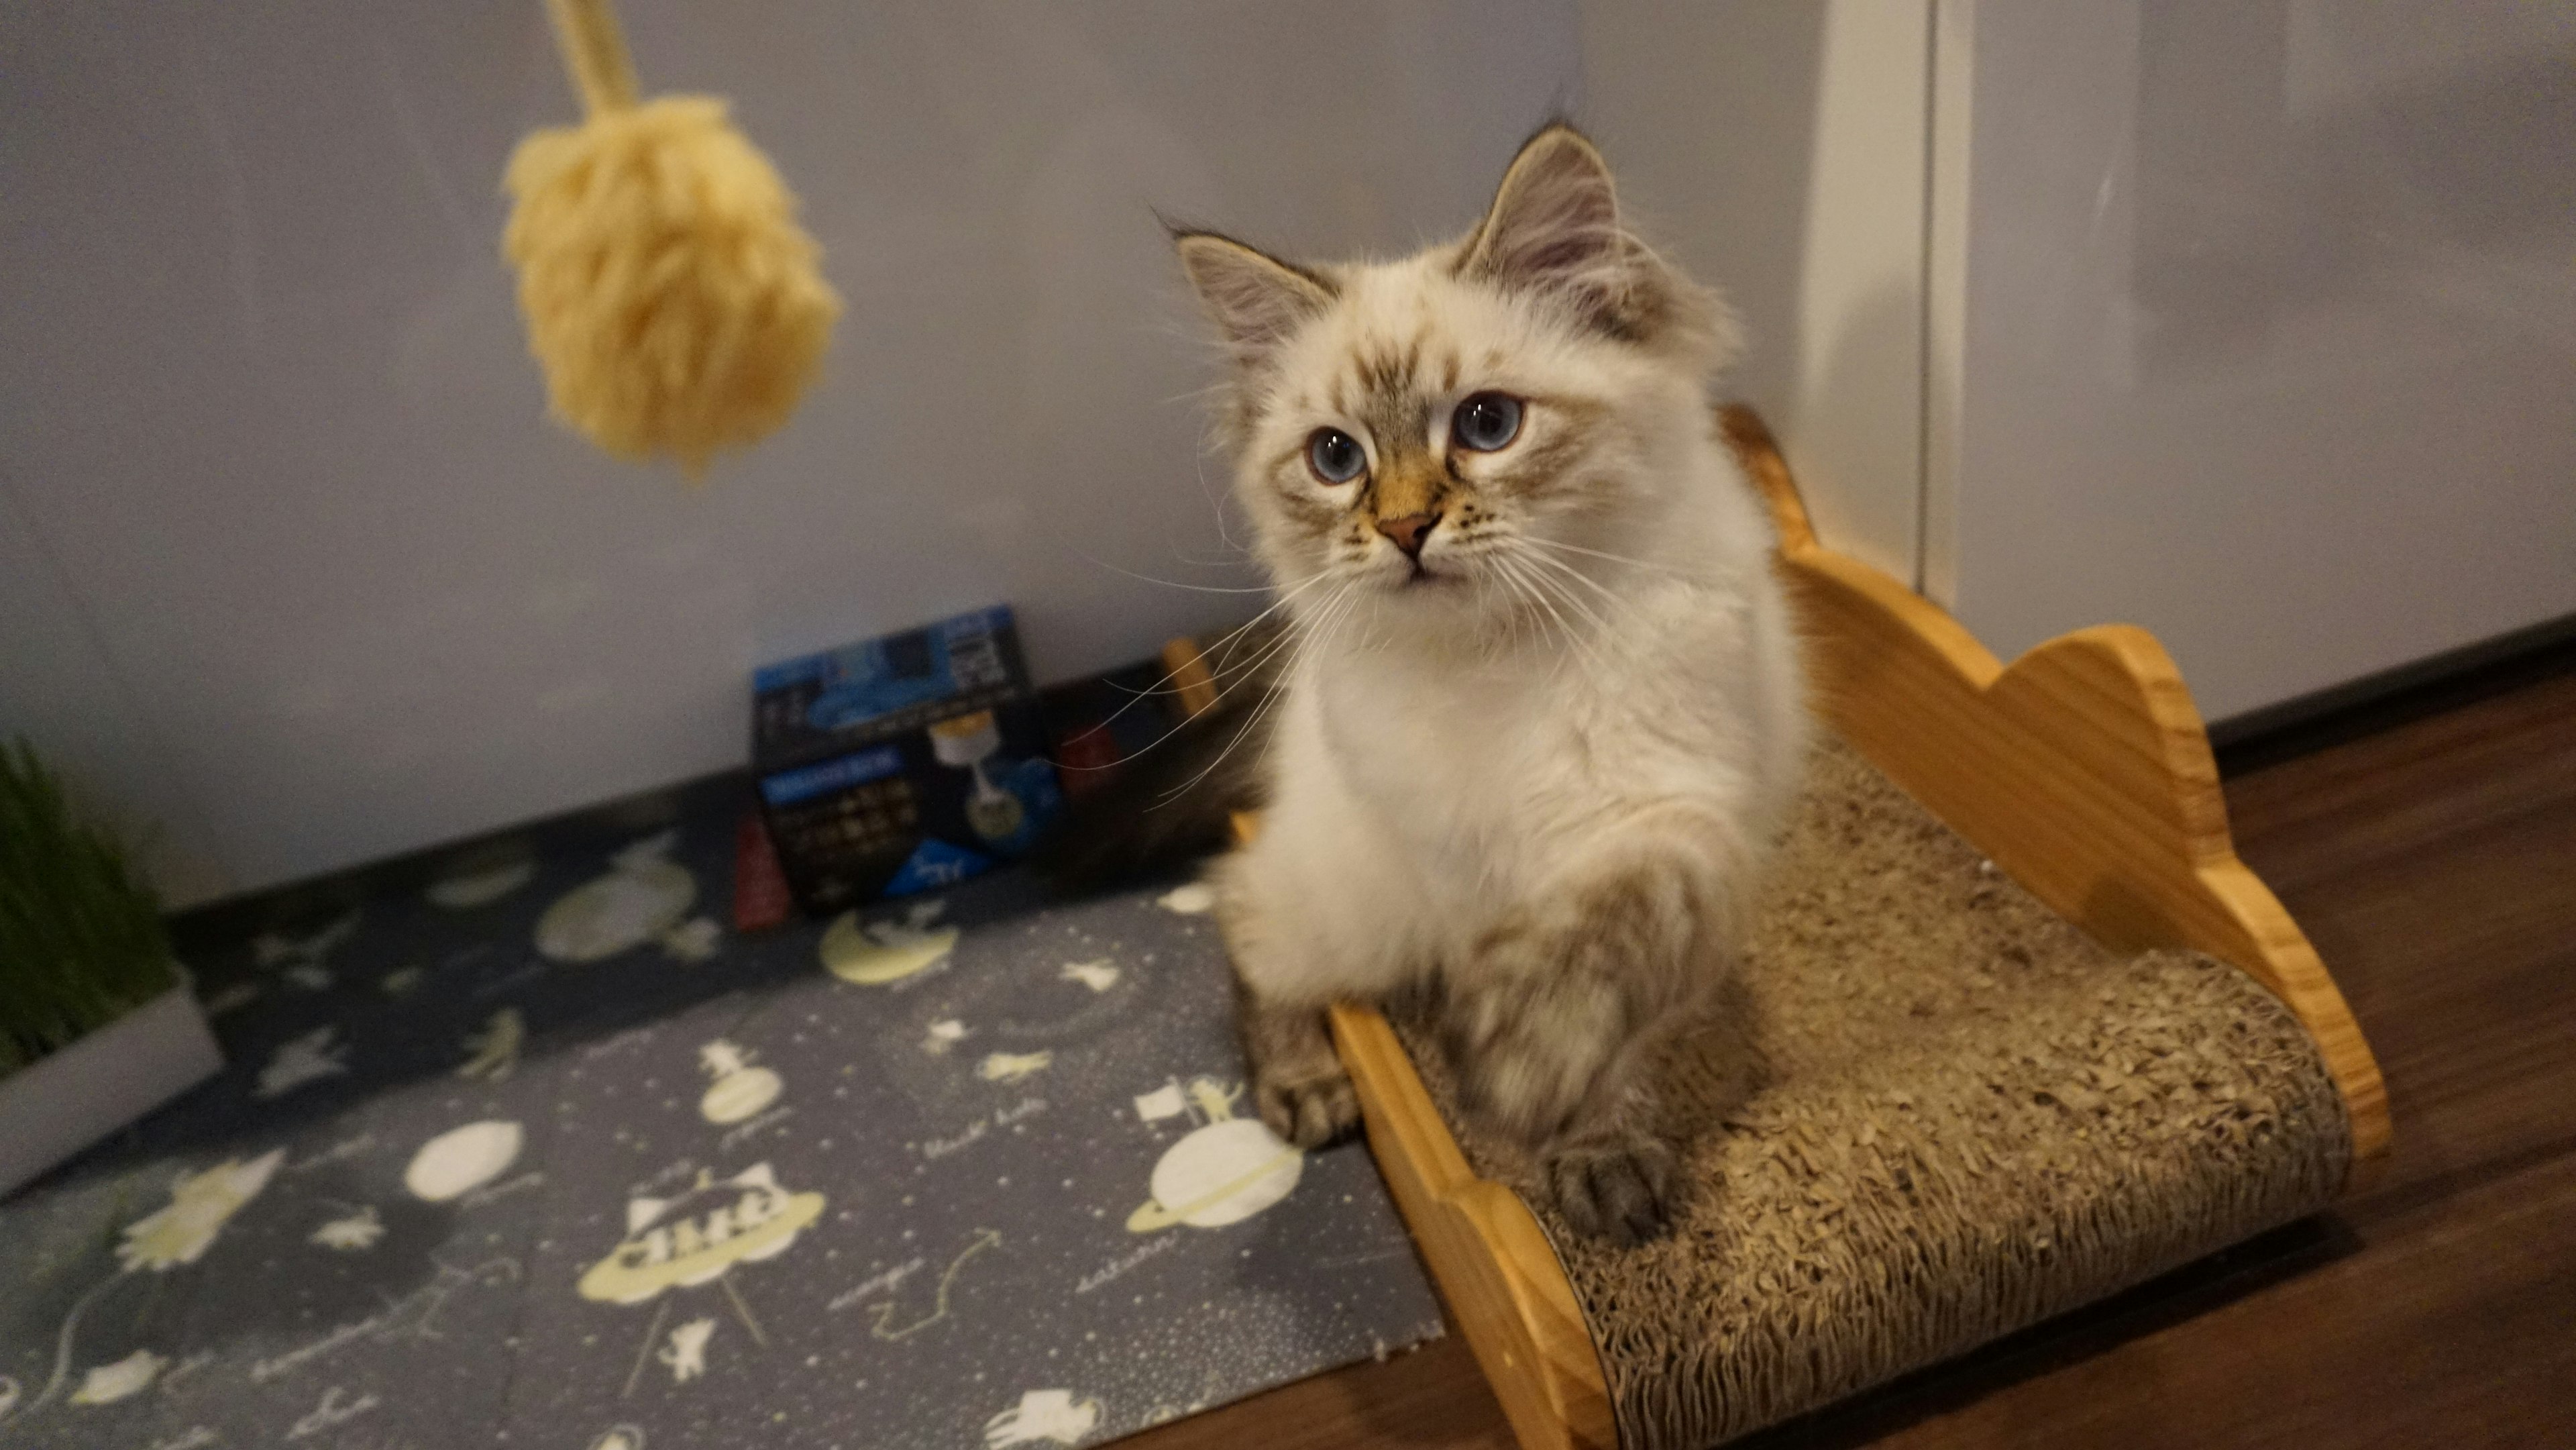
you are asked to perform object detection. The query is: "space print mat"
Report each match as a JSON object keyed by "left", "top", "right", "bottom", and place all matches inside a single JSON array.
[{"left": 0, "top": 813, "right": 1443, "bottom": 1450}]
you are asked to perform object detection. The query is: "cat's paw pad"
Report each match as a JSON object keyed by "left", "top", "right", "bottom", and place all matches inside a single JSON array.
[
  {"left": 1545, "top": 1138, "right": 1677, "bottom": 1247},
  {"left": 1254, "top": 1066, "right": 1359, "bottom": 1149}
]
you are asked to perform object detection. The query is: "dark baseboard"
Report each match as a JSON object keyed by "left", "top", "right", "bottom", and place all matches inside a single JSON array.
[
  {"left": 2212, "top": 611, "right": 2576, "bottom": 778},
  {"left": 165, "top": 767, "right": 755, "bottom": 967}
]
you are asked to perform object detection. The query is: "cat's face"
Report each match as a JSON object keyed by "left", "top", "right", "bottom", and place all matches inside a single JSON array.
[{"left": 1177, "top": 125, "right": 1733, "bottom": 637}]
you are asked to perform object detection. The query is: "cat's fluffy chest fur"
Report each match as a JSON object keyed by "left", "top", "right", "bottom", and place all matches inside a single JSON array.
[
  {"left": 1172, "top": 123, "right": 1806, "bottom": 1244},
  {"left": 1250, "top": 454, "right": 1800, "bottom": 1006}
]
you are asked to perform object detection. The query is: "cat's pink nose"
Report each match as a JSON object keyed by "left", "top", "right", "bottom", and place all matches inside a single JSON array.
[{"left": 1376, "top": 511, "right": 1440, "bottom": 559}]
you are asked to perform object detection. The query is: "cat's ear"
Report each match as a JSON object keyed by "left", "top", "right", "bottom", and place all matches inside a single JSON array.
[
  {"left": 1174, "top": 232, "right": 1334, "bottom": 362},
  {"left": 1459, "top": 124, "right": 1648, "bottom": 332}
]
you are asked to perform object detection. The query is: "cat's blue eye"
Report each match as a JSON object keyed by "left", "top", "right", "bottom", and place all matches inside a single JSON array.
[
  {"left": 1450, "top": 393, "right": 1523, "bottom": 452},
  {"left": 1306, "top": 427, "right": 1366, "bottom": 484}
]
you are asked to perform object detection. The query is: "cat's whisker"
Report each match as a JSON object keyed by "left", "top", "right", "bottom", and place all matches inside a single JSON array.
[
  {"left": 1486, "top": 557, "right": 1550, "bottom": 650},
  {"left": 1265, "top": 579, "right": 1365, "bottom": 750},
  {"left": 1484, "top": 554, "right": 1542, "bottom": 633},
  {"left": 1525, "top": 535, "right": 1697, "bottom": 578},
  {"left": 1536, "top": 568, "right": 1616, "bottom": 641},
  {"left": 1155, "top": 579, "right": 1358, "bottom": 807},
  {"left": 1508, "top": 554, "right": 1618, "bottom": 680},
  {"left": 1075, "top": 552, "right": 1277, "bottom": 594},
  {"left": 1153, "top": 375, "right": 1236, "bottom": 411},
  {"left": 1470, "top": 564, "right": 1515, "bottom": 663},
  {"left": 1195, "top": 610, "right": 1310, "bottom": 693},
  {"left": 1098, "top": 617, "right": 1295, "bottom": 709},
  {"left": 1493, "top": 554, "right": 1592, "bottom": 677},
  {"left": 1199, "top": 583, "right": 1344, "bottom": 695},
  {"left": 1510, "top": 569, "right": 1587, "bottom": 691},
  {"left": 1060, "top": 572, "right": 1339, "bottom": 767},
  {"left": 1197, "top": 567, "right": 1331, "bottom": 649},
  {"left": 1513, "top": 546, "right": 1646, "bottom": 654},
  {"left": 1191, "top": 450, "right": 1246, "bottom": 556},
  {"left": 1499, "top": 565, "right": 1558, "bottom": 668},
  {"left": 1152, "top": 668, "right": 1284, "bottom": 807},
  {"left": 1519, "top": 547, "right": 1651, "bottom": 629}
]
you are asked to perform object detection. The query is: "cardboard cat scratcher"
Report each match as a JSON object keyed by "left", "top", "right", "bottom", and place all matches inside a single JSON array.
[{"left": 1161, "top": 406, "right": 2390, "bottom": 1450}]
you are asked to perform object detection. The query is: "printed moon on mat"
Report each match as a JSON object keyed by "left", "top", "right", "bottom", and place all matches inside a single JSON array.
[
  {"left": 1126, "top": 1078, "right": 1302, "bottom": 1233},
  {"left": 578, "top": 1163, "right": 825, "bottom": 1305},
  {"left": 820, "top": 899, "right": 959, "bottom": 985},
  {"left": 698, "top": 1040, "right": 783, "bottom": 1125},
  {"left": 68, "top": 1349, "right": 166, "bottom": 1406},
  {"left": 405, "top": 1121, "right": 524, "bottom": 1202},
  {"left": 536, "top": 833, "right": 698, "bottom": 963},
  {"left": 1156, "top": 882, "right": 1216, "bottom": 915}
]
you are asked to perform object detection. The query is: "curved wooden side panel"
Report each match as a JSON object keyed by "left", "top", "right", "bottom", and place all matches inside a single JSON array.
[
  {"left": 1332, "top": 1004, "right": 1620, "bottom": 1450},
  {"left": 1157, "top": 639, "right": 1618, "bottom": 1450},
  {"left": 1719, "top": 405, "right": 2392, "bottom": 1172}
]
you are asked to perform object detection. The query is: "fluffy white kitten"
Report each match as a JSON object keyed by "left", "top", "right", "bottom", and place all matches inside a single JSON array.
[{"left": 1170, "top": 124, "right": 1805, "bottom": 1243}]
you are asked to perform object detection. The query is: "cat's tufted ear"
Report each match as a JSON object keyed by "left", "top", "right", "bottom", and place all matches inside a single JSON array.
[
  {"left": 1458, "top": 125, "right": 1652, "bottom": 334},
  {"left": 1174, "top": 232, "right": 1334, "bottom": 364}
]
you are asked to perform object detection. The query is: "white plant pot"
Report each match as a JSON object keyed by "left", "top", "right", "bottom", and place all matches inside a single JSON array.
[{"left": 0, "top": 985, "right": 223, "bottom": 1200}]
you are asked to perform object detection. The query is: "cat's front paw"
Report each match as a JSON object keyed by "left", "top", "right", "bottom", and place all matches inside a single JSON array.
[
  {"left": 1253, "top": 1063, "right": 1359, "bottom": 1149},
  {"left": 1544, "top": 1136, "right": 1677, "bottom": 1247}
]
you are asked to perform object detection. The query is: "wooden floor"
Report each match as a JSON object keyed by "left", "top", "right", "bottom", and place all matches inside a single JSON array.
[{"left": 1124, "top": 660, "right": 2576, "bottom": 1450}]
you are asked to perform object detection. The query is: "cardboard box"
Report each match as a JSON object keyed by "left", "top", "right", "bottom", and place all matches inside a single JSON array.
[{"left": 751, "top": 607, "right": 1062, "bottom": 913}]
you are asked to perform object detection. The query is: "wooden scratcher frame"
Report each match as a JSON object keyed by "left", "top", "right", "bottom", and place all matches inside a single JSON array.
[{"left": 1159, "top": 405, "right": 2391, "bottom": 1450}]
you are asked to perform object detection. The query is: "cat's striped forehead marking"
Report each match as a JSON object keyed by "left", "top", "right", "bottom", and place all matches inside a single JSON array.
[
  {"left": 1318, "top": 327, "right": 1468, "bottom": 453},
  {"left": 1324, "top": 331, "right": 1421, "bottom": 419}
]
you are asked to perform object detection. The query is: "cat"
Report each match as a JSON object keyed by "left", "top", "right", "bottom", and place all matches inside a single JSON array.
[{"left": 1111, "top": 123, "right": 1806, "bottom": 1245}]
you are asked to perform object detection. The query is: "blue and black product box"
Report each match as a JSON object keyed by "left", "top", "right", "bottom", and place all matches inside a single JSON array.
[{"left": 751, "top": 606, "right": 1064, "bottom": 913}]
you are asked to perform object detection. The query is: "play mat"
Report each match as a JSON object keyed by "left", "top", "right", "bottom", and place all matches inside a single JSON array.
[{"left": 0, "top": 800, "right": 1440, "bottom": 1449}]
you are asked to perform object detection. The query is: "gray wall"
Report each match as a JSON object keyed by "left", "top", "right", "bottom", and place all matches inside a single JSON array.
[
  {"left": 0, "top": 1, "right": 1585, "bottom": 904},
  {"left": 1582, "top": 0, "right": 1931, "bottom": 590},
  {"left": 1934, "top": 0, "right": 2576, "bottom": 722}
]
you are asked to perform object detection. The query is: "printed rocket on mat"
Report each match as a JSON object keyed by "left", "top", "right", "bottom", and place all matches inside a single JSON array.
[{"left": 697, "top": 1040, "right": 783, "bottom": 1125}]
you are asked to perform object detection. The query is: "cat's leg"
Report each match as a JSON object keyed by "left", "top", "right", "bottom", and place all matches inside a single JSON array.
[
  {"left": 1446, "top": 827, "right": 1747, "bottom": 1245},
  {"left": 1215, "top": 697, "right": 1426, "bottom": 1149},
  {"left": 1446, "top": 966, "right": 1681, "bottom": 1245},
  {"left": 1536, "top": 1045, "right": 1678, "bottom": 1247},
  {"left": 1232, "top": 974, "right": 1357, "bottom": 1148},
  {"left": 1214, "top": 853, "right": 1362, "bottom": 1149}
]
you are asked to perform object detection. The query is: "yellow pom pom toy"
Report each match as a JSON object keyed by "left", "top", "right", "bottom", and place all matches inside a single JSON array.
[{"left": 503, "top": 0, "right": 839, "bottom": 476}]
